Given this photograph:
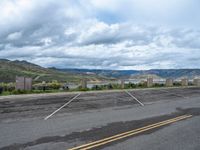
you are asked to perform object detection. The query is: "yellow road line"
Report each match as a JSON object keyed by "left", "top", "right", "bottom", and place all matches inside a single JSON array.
[
  {"left": 69, "top": 115, "right": 189, "bottom": 150},
  {"left": 68, "top": 115, "right": 192, "bottom": 150},
  {"left": 83, "top": 115, "right": 192, "bottom": 150}
]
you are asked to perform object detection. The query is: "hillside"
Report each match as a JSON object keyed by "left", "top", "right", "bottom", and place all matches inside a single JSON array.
[
  {"left": 56, "top": 68, "right": 200, "bottom": 79},
  {"left": 0, "top": 59, "right": 111, "bottom": 83},
  {"left": 56, "top": 68, "right": 139, "bottom": 78},
  {"left": 1, "top": 59, "right": 200, "bottom": 83},
  {"left": 146, "top": 69, "right": 200, "bottom": 79},
  {"left": 129, "top": 74, "right": 163, "bottom": 80}
]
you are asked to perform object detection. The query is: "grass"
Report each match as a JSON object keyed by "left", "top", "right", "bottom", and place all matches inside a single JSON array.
[
  {"left": 0, "top": 83, "right": 191, "bottom": 96},
  {"left": 0, "top": 89, "right": 65, "bottom": 96}
]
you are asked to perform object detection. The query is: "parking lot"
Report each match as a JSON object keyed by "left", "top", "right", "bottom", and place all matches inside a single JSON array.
[{"left": 0, "top": 87, "right": 200, "bottom": 150}]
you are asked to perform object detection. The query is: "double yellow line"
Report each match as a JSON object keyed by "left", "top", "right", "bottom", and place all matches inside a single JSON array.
[{"left": 69, "top": 115, "right": 192, "bottom": 150}]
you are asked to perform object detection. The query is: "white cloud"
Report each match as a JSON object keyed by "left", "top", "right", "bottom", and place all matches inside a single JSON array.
[
  {"left": 0, "top": 0, "right": 200, "bottom": 70},
  {"left": 7, "top": 32, "right": 22, "bottom": 40},
  {"left": 40, "top": 37, "right": 52, "bottom": 46}
]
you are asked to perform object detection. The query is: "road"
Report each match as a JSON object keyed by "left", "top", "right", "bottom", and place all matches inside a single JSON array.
[{"left": 0, "top": 87, "right": 200, "bottom": 150}]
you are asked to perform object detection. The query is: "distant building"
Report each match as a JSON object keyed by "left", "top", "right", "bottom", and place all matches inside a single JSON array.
[
  {"left": 181, "top": 78, "right": 188, "bottom": 86},
  {"left": 16, "top": 76, "right": 32, "bottom": 90},
  {"left": 166, "top": 79, "right": 173, "bottom": 87},
  {"left": 25, "top": 78, "right": 32, "bottom": 90},
  {"left": 120, "top": 80, "right": 125, "bottom": 89},
  {"left": 193, "top": 78, "right": 200, "bottom": 86},
  {"left": 147, "top": 77, "right": 153, "bottom": 87},
  {"left": 16, "top": 76, "right": 25, "bottom": 90},
  {"left": 81, "top": 79, "right": 87, "bottom": 89}
]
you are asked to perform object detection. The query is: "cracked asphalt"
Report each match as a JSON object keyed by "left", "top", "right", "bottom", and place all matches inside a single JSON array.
[{"left": 0, "top": 87, "right": 200, "bottom": 150}]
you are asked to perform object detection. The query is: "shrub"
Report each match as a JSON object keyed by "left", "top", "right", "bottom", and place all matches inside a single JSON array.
[
  {"left": 112, "top": 83, "right": 121, "bottom": 89},
  {"left": 47, "top": 80, "right": 61, "bottom": 90},
  {"left": 0, "top": 87, "right": 3, "bottom": 94},
  {"left": 173, "top": 82, "right": 181, "bottom": 86},
  {"left": 0, "top": 82, "right": 15, "bottom": 92},
  {"left": 126, "top": 82, "right": 137, "bottom": 89},
  {"left": 12, "top": 89, "right": 28, "bottom": 94},
  {"left": 153, "top": 83, "right": 165, "bottom": 87},
  {"left": 138, "top": 82, "right": 147, "bottom": 88},
  {"left": 91, "top": 85, "right": 103, "bottom": 90},
  {"left": 107, "top": 84, "right": 113, "bottom": 89},
  {"left": 76, "top": 85, "right": 89, "bottom": 91},
  {"left": 33, "top": 80, "right": 62, "bottom": 90}
]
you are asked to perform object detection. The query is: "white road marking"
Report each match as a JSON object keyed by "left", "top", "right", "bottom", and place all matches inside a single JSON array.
[
  {"left": 125, "top": 90, "right": 144, "bottom": 106},
  {"left": 44, "top": 93, "right": 81, "bottom": 120},
  {"left": 160, "top": 89, "right": 188, "bottom": 99}
]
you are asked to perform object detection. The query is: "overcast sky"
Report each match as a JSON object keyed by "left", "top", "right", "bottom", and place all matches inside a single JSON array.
[{"left": 0, "top": 0, "right": 200, "bottom": 70}]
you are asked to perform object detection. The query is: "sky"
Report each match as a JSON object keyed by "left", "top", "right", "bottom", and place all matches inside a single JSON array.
[{"left": 0, "top": 0, "right": 200, "bottom": 70}]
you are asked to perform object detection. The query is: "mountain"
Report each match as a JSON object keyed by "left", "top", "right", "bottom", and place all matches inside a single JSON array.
[
  {"left": 56, "top": 68, "right": 200, "bottom": 79},
  {"left": 0, "top": 59, "right": 111, "bottom": 83},
  {"left": 56, "top": 68, "right": 140, "bottom": 78},
  {"left": 145, "top": 69, "right": 200, "bottom": 79},
  {"left": 1, "top": 59, "right": 200, "bottom": 83}
]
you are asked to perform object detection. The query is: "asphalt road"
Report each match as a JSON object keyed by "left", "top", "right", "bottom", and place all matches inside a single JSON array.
[{"left": 0, "top": 87, "right": 200, "bottom": 150}]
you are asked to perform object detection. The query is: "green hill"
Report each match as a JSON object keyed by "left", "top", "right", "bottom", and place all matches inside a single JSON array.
[
  {"left": 57, "top": 68, "right": 200, "bottom": 79},
  {"left": 0, "top": 59, "right": 110, "bottom": 83}
]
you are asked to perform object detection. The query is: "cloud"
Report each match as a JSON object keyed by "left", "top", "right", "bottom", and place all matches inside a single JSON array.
[
  {"left": 7, "top": 32, "right": 22, "bottom": 40},
  {"left": 0, "top": 0, "right": 200, "bottom": 70}
]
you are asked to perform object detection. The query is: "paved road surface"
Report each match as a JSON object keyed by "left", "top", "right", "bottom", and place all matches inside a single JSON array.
[{"left": 0, "top": 87, "right": 200, "bottom": 150}]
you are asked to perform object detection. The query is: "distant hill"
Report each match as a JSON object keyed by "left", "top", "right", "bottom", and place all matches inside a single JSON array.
[
  {"left": 1, "top": 59, "right": 200, "bottom": 83},
  {"left": 56, "top": 68, "right": 200, "bottom": 79},
  {"left": 56, "top": 68, "right": 139, "bottom": 78},
  {"left": 0, "top": 59, "right": 111, "bottom": 83},
  {"left": 143, "top": 69, "right": 200, "bottom": 79},
  {"left": 129, "top": 74, "right": 163, "bottom": 80}
]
